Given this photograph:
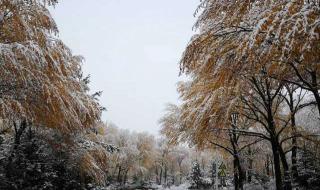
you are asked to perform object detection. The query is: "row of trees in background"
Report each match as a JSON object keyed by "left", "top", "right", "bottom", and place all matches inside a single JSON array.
[
  {"left": 99, "top": 122, "right": 221, "bottom": 189},
  {"left": 161, "top": 1, "right": 320, "bottom": 190}
]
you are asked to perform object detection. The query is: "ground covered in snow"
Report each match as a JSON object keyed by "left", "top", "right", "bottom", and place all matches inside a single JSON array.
[{"left": 98, "top": 180, "right": 277, "bottom": 190}]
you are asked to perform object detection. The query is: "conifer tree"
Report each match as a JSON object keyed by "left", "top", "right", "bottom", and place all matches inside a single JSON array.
[{"left": 189, "top": 161, "right": 203, "bottom": 189}]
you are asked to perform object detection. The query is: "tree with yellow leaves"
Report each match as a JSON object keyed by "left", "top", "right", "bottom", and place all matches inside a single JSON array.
[
  {"left": 172, "top": 1, "right": 320, "bottom": 190},
  {"left": 160, "top": 101, "right": 263, "bottom": 190},
  {"left": 0, "top": 0, "right": 102, "bottom": 132},
  {"left": 243, "top": 0, "right": 320, "bottom": 115},
  {"left": 0, "top": 0, "right": 109, "bottom": 187}
]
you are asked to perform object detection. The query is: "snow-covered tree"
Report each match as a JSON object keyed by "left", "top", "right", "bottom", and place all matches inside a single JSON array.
[
  {"left": 0, "top": 0, "right": 102, "bottom": 132},
  {"left": 0, "top": 0, "right": 109, "bottom": 186},
  {"left": 295, "top": 143, "right": 320, "bottom": 189},
  {"left": 189, "top": 161, "right": 203, "bottom": 189},
  {"left": 173, "top": 1, "right": 320, "bottom": 190}
]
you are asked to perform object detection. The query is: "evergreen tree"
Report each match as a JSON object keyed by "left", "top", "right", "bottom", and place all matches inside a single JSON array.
[
  {"left": 0, "top": 127, "right": 84, "bottom": 190},
  {"left": 210, "top": 161, "right": 217, "bottom": 186},
  {"left": 295, "top": 144, "right": 320, "bottom": 189},
  {"left": 189, "top": 161, "right": 203, "bottom": 189}
]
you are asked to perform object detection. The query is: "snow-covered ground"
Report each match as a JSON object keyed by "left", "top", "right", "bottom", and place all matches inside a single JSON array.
[
  {"left": 156, "top": 183, "right": 190, "bottom": 190},
  {"left": 155, "top": 180, "right": 276, "bottom": 190},
  {"left": 95, "top": 180, "right": 276, "bottom": 190},
  {"left": 154, "top": 182, "right": 275, "bottom": 190}
]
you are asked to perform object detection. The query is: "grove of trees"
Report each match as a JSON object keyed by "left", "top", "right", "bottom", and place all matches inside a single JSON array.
[
  {"left": 161, "top": 1, "right": 320, "bottom": 190},
  {"left": 0, "top": 0, "right": 110, "bottom": 189},
  {"left": 0, "top": 1, "right": 221, "bottom": 189},
  {"left": 97, "top": 122, "right": 222, "bottom": 189},
  {"left": 0, "top": 0, "right": 319, "bottom": 190}
]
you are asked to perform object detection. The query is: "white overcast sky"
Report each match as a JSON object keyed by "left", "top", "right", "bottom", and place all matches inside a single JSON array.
[{"left": 51, "top": 0, "right": 199, "bottom": 135}]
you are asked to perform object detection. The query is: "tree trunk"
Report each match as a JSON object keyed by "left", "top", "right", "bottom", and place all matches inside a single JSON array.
[
  {"left": 172, "top": 174, "right": 175, "bottom": 186},
  {"left": 229, "top": 121, "right": 244, "bottom": 190},
  {"left": 271, "top": 158, "right": 274, "bottom": 177},
  {"left": 159, "top": 167, "right": 163, "bottom": 185},
  {"left": 155, "top": 166, "right": 159, "bottom": 184},
  {"left": 290, "top": 113, "right": 298, "bottom": 184},
  {"left": 123, "top": 169, "right": 129, "bottom": 185},
  {"left": 164, "top": 165, "right": 168, "bottom": 185},
  {"left": 278, "top": 143, "right": 292, "bottom": 190},
  {"left": 6, "top": 120, "right": 27, "bottom": 178},
  {"left": 117, "top": 166, "right": 122, "bottom": 183},
  {"left": 234, "top": 158, "right": 239, "bottom": 190},
  {"left": 310, "top": 71, "right": 320, "bottom": 116},
  {"left": 313, "top": 89, "right": 320, "bottom": 117},
  {"left": 272, "top": 142, "right": 283, "bottom": 190},
  {"left": 288, "top": 88, "right": 298, "bottom": 184},
  {"left": 179, "top": 164, "right": 182, "bottom": 185},
  {"left": 265, "top": 88, "right": 285, "bottom": 190},
  {"left": 248, "top": 146, "right": 253, "bottom": 183},
  {"left": 266, "top": 154, "right": 270, "bottom": 176},
  {"left": 236, "top": 155, "right": 245, "bottom": 190}
]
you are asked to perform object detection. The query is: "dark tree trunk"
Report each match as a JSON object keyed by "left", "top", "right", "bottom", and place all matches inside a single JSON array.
[
  {"left": 266, "top": 82, "right": 287, "bottom": 190},
  {"left": 6, "top": 120, "right": 27, "bottom": 178},
  {"left": 117, "top": 166, "right": 122, "bottom": 183},
  {"left": 290, "top": 106, "right": 298, "bottom": 185},
  {"left": 313, "top": 89, "right": 320, "bottom": 117},
  {"left": 179, "top": 164, "right": 182, "bottom": 185},
  {"left": 287, "top": 87, "right": 298, "bottom": 184},
  {"left": 14, "top": 120, "right": 27, "bottom": 146},
  {"left": 248, "top": 146, "right": 253, "bottom": 183},
  {"left": 310, "top": 71, "right": 320, "bottom": 116},
  {"left": 155, "top": 166, "right": 160, "bottom": 185},
  {"left": 123, "top": 169, "right": 129, "bottom": 185},
  {"left": 236, "top": 155, "right": 245, "bottom": 190},
  {"left": 271, "top": 157, "right": 274, "bottom": 177},
  {"left": 232, "top": 155, "right": 245, "bottom": 190},
  {"left": 233, "top": 156, "right": 245, "bottom": 190},
  {"left": 159, "top": 167, "right": 163, "bottom": 185},
  {"left": 277, "top": 144, "right": 292, "bottom": 190},
  {"left": 291, "top": 139, "right": 298, "bottom": 182},
  {"left": 164, "top": 165, "right": 168, "bottom": 185},
  {"left": 229, "top": 118, "right": 244, "bottom": 190},
  {"left": 272, "top": 142, "right": 283, "bottom": 190},
  {"left": 266, "top": 154, "right": 270, "bottom": 176},
  {"left": 234, "top": 158, "right": 239, "bottom": 190},
  {"left": 172, "top": 174, "right": 175, "bottom": 186}
]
